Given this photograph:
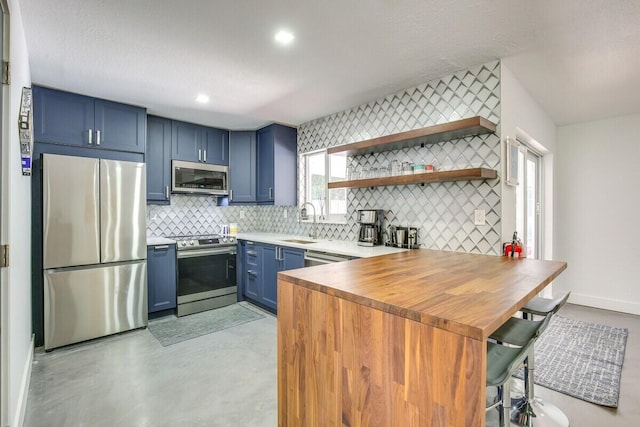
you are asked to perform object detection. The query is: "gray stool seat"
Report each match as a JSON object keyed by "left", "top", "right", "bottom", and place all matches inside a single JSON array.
[
  {"left": 490, "top": 314, "right": 550, "bottom": 347},
  {"left": 486, "top": 340, "right": 532, "bottom": 387},
  {"left": 522, "top": 291, "right": 571, "bottom": 317}
]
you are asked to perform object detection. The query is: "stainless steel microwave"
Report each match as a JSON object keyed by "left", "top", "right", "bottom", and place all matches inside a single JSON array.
[{"left": 172, "top": 160, "right": 229, "bottom": 196}]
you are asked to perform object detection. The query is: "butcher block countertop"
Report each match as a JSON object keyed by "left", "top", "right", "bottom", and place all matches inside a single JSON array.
[
  {"left": 279, "top": 249, "right": 567, "bottom": 341},
  {"left": 277, "top": 249, "right": 567, "bottom": 426}
]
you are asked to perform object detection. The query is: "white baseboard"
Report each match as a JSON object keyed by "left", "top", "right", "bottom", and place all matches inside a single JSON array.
[
  {"left": 569, "top": 292, "right": 640, "bottom": 316},
  {"left": 12, "top": 335, "right": 33, "bottom": 427}
]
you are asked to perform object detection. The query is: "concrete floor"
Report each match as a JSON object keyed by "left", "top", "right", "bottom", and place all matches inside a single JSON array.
[{"left": 24, "top": 303, "right": 639, "bottom": 427}]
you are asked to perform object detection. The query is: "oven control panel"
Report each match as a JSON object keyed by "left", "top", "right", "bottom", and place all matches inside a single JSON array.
[{"left": 175, "top": 235, "right": 236, "bottom": 249}]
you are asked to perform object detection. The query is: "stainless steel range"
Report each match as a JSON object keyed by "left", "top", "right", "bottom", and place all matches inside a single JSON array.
[{"left": 171, "top": 234, "right": 237, "bottom": 316}]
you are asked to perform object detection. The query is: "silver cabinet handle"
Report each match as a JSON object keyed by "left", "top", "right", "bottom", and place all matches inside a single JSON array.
[
  {"left": 165, "top": 186, "right": 169, "bottom": 199},
  {"left": 247, "top": 270, "right": 257, "bottom": 277},
  {"left": 247, "top": 250, "right": 257, "bottom": 256},
  {"left": 229, "top": 189, "right": 233, "bottom": 201},
  {"left": 203, "top": 150, "right": 207, "bottom": 162},
  {"left": 269, "top": 187, "right": 273, "bottom": 199},
  {"left": 96, "top": 130, "right": 101, "bottom": 145},
  {"left": 154, "top": 245, "right": 169, "bottom": 250},
  {"left": 198, "top": 149, "right": 202, "bottom": 161},
  {"left": 88, "top": 129, "right": 93, "bottom": 145}
]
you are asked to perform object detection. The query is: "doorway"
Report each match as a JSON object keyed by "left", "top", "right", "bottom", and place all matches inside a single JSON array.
[
  {"left": 0, "top": 0, "right": 5, "bottom": 420},
  {"left": 515, "top": 142, "right": 543, "bottom": 259}
]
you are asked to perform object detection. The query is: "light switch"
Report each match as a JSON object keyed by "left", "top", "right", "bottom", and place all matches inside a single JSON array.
[
  {"left": 240, "top": 210, "right": 245, "bottom": 219},
  {"left": 474, "top": 209, "right": 485, "bottom": 226}
]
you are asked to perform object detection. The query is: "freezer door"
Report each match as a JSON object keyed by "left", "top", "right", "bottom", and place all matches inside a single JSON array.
[
  {"left": 100, "top": 159, "right": 147, "bottom": 263},
  {"left": 43, "top": 261, "right": 147, "bottom": 350},
  {"left": 43, "top": 154, "right": 100, "bottom": 269}
]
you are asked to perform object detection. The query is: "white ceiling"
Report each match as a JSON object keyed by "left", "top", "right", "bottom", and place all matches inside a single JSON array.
[{"left": 18, "top": 0, "right": 640, "bottom": 130}]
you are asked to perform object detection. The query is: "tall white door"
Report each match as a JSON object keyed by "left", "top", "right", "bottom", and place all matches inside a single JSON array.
[
  {"left": 516, "top": 144, "right": 542, "bottom": 259},
  {"left": 0, "top": 2, "right": 6, "bottom": 418}
]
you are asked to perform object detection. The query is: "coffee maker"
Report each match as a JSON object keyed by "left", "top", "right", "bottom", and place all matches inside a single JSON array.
[{"left": 357, "top": 209, "right": 384, "bottom": 246}]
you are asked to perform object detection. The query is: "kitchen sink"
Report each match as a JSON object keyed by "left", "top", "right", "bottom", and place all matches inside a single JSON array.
[{"left": 281, "top": 239, "right": 316, "bottom": 244}]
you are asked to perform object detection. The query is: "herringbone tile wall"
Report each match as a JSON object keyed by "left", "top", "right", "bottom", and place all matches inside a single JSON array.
[{"left": 147, "top": 61, "right": 502, "bottom": 254}]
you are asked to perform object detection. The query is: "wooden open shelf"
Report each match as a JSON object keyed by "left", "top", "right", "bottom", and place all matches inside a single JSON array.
[
  {"left": 327, "top": 167, "right": 498, "bottom": 189},
  {"left": 327, "top": 116, "right": 496, "bottom": 157}
]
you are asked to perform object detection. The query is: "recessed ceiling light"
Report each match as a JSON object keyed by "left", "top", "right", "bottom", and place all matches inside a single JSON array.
[
  {"left": 195, "top": 94, "right": 209, "bottom": 104},
  {"left": 274, "top": 30, "right": 294, "bottom": 45}
]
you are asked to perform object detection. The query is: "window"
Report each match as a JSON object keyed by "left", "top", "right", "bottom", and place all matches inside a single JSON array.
[{"left": 303, "top": 150, "right": 347, "bottom": 222}]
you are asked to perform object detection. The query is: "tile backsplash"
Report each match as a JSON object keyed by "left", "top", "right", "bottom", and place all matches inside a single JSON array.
[{"left": 148, "top": 60, "right": 502, "bottom": 255}]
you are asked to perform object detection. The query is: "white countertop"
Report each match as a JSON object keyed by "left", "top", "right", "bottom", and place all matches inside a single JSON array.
[
  {"left": 147, "top": 237, "right": 176, "bottom": 246},
  {"left": 235, "top": 232, "right": 406, "bottom": 258}
]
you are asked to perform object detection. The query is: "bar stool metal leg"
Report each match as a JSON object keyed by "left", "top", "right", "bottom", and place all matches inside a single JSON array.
[
  {"left": 511, "top": 346, "right": 570, "bottom": 427},
  {"left": 510, "top": 292, "right": 572, "bottom": 427}
]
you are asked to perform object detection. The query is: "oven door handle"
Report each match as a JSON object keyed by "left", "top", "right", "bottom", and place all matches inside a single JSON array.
[{"left": 177, "top": 247, "right": 236, "bottom": 259}]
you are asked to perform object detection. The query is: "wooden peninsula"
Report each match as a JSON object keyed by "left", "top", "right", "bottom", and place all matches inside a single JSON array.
[{"left": 277, "top": 249, "right": 567, "bottom": 426}]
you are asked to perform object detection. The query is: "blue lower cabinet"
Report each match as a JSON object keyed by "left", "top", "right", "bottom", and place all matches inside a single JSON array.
[
  {"left": 261, "top": 245, "right": 279, "bottom": 310},
  {"left": 147, "top": 244, "right": 177, "bottom": 313},
  {"left": 243, "top": 241, "right": 261, "bottom": 301},
  {"left": 238, "top": 241, "right": 304, "bottom": 313}
]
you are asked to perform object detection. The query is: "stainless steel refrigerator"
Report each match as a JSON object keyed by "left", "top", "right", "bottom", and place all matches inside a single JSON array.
[{"left": 42, "top": 153, "right": 147, "bottom": 350}]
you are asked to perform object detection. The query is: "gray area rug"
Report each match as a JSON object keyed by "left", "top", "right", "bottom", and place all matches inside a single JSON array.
[
  {"left": 148, "top": 304, "right": 264, "bottom": 347},
  {"left": 515, "top": 315, "right": 628, "bottom": 407}
]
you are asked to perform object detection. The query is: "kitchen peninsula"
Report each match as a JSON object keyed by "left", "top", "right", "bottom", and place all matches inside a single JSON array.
[{"left": 277, "top": 249, "right": 567, "bottom": 426}]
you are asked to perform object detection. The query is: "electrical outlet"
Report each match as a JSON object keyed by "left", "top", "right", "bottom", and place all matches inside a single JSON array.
[
  {"left": 240, "top": 210, "right": 245, "bottom": 219},
  {"left": 474, "top": 209, "right": 485, "bottom": 226},
  {"left": 283, "top": 209, "right": 288, "bottom": 219}
]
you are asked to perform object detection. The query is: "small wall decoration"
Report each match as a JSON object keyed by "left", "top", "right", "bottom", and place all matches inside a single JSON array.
[
  {"left": 19, "top": 87, "right": 34, "bottom": 176},
  {"left": 505, "top": 136, "right": 519, "bottom": 186}
]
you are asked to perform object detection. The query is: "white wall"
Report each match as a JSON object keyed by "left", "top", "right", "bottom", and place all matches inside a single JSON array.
[
  {"left": 500, "top": 61, "right": 557, "bottom": 263},
  {"left": 555, "top": 114, "right": 640, "bottom": 315},
  {"left": 1, "top": 0, "right": 33, "bottom": 425}
]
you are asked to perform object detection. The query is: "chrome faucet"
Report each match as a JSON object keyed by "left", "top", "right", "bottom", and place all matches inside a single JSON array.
[{"left": 300, "top": 202, "right": 317, "bottom": 239}]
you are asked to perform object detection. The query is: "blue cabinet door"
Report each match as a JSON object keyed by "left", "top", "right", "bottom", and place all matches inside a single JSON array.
[
  {"left": 33, "top": 86, "right": 94, "bottom": 146},
  {"left": 146, "top": 116, "right": 172, "bottom": 204},
  {"left": 95, "top": 100, "right": 146, "bottom": 153},
  {"left": 261, "top": 244, "right": 279, "bottom": 310},
  {"left": 147, "top": 244, "right": 177, "bottom": 313},
  {"left": 171, "top": 120, "right": 202, "bottom": 162},
  {"left": 229, "top": 131, "right": 256, "bottom": 203},
  {"left": 256, "top": 124, "right": 297, "bottom": 205},
  {"left": 272, "top": 125, "right": 298, "bottom": 206},
  {"left": 203, "top": 127, "right": 229, "bottom": 165},
  {"left": 243, "top": 242, "right": 261, "bottom": 301},
  {"left": 256, "top": 126, "right": 275, "bottom": 203},
  {"left": 281, "top": 247, "right": 305, "bottom": 271}
]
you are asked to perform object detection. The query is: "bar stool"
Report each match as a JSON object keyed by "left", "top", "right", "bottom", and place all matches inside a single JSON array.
[
  {"left": 490, "top": 292, "right": 571, "bottom": 427},
  {"left": 486, "top": 313, "right": 552, "bottom": 427},
  {"left": 522, "top": 292, "right": 571, "bottom": 319}
]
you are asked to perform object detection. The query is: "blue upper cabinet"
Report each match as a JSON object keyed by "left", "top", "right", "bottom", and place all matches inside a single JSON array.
[
  {"left": 256, "top": 124, "right": 297, "bottom": 205},
  {"left": 204, "top": 127, "right": 229, "bottom": 165},
  {"left": 229, "top": 131, "right": 256, "bottom": 203},
  {"left": 171, "top": 119, "right": 229, "bottom": 165},
  {"left": 94, "top": 100, "right": 146, "bottom": 153},
  {"left": 171, "top": 120, "right": 202, "bottom": 162},
  {"left": 33, "top": 86, "right": 146, "bottom": 153},
  {"left": 146, "top": 116, "right": 172, "bottom": 204}
]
